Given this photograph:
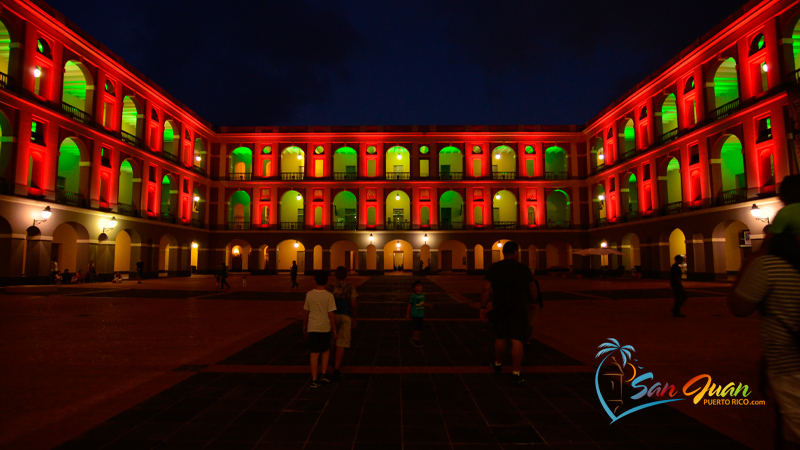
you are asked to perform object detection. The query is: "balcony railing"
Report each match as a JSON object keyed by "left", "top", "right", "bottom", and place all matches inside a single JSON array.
[
  {"left": 62, "top": 102, "right": 92, "bottom": 124},
  {"left": 333, "top": 221, "right": 358, "bottom": 230},
  {"left": 282, "top": 172, "right": 305, "bottom": 181},
  {"left": 0, "top": 71, "right": 11, "bottom": 89},
  {"left": 334, "top": 172, "right": 358, "bottom": 181},
  {"left": 620, "top": 149, "right": 635, "bottom": 161},
  {"left": 708, "top": 98, "right": 741, "bottom": 122},
  {"left": 596, "top": 218, "right": 608, "bottom": 227},
  {"left": 191, "top": 219, "right": 205, "bottom": 229},
  {"left": 546, "top": 220, "right": 571, "bottom": 229},
  {"left": 492, "top": 172, "right": 517, "bottom": 180},
  {"left": 386, "top": 221, "right": 411, "bottom": 230},
  {"left": 720, "top": 187, "right": 748, "bottom": 206},
  {"left": 228, "top": 172, "right": 251, "bottom": 181},
  {"left": 492, "top": 221, "right": 518, "bottom": 230},
  {"left": 117, "top": 203, "right": 139, "bottom": 218},
  {"left": 656, "top": 128, "right": 678, "bottom": 146},
  {"left": 439, "top": 221, "right": 464, "bottom": 230},
  {"left": 624, "top": 211, "right": 639, "bottom": 222},
  {"left": 663, "top": 201, "right": 683, "bottom": 215},
  {"left": 227, "top": 221, "right": 251, "bottom": 230},
  {"left": 55, "top": 191, "right": 87, "bottom": 207},
  {"left": 595, "top": 162, "right": 605, "bottom": 173},
  {"left": 280, "top": 222, "right": 305, "bottom": 230},
  {"left": 439, "top": 172, "right": 463, "bottom": 180},
  {"left": 121, "top": 130, "right": 142, "bottom": 148},
  {"left": 192, "top": 165, "right": 206, "bottom": 176},
  {"left": 545, "top": 171, "right": 568, "bottom": 180},
  {"left": 161, "top": 212, "right": 176, "bottom": 224},
  {"left": 161, "top": 151, "right": 180, "bottom": 164},
  {"left": 793, "top": 67, "right": 800, "bottom": 85},
  {"left": 386, "top": 172, "right": 410, "bottom": 181}
]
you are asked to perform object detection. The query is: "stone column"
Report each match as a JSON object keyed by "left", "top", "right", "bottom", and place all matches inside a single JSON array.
[
  {"left": 304, "top": 249, "right": 314, "bottom": 274},
  {"left": 268, "top": 248, "right": 277, "bottom": 272},
  {"left": 376, "top": 249, "right": 384, "bottom": 273}
]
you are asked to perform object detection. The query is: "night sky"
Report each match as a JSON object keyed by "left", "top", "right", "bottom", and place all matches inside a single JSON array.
[{"left": 47, "top": 0, "right": 747, "bottom": 127}]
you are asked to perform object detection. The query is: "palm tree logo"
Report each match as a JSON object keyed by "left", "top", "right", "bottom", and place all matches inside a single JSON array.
[
  {"left": 594, "top": 338, "right": 685, "bottom": 423},
  {"left": 597, "top": 339, "right": 634, "bottom": 414}
]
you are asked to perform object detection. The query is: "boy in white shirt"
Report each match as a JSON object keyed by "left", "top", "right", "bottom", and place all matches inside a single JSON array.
[{"left": 303, "top": 270, "right": 337, "bottom": 388}]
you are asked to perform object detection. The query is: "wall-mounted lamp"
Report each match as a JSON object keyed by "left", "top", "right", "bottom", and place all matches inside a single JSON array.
[
  {"left": 294, "top": 240, "right": 300, "bottom": 248},
  {"left": 423, "top": 233, "right": 428, "bottom": 245},
  {"left": 103, "top": 216, "right": 117, "bottom": 233},
  {"left": 33, "top": 67, "right": 41, "bottom": 78},
  {"left": 495, "top": 193, "right": 501, "bottom": 200},
  {"left": 34, "top": 206, "right": 51, "bottom": 225},
  {"left": 495, "top": 153, "right": 501, "bottom": 160},
  {"left": 395, "top": 192, "right": 401, "bottom": 201},
  {"left": 600, "top": 241, "right": 608, "bottom": 248},
  {"left": 232, "top": 247, "right": 240, "bottom": 256},
  {"left": 369, "top": 233, "right": 374, "bottom": 244},
  {"left": 195, "top": 155, "right": 202, "bottom": 162},
  {"left": 396, "top": 153, "right": 402, "bottom": 160},
  {"left": 297, "top": 154, "right": 303, "bottom": 160},
  {"left": 396, "top": 240, "right": 401, "bottom": 248},
  {"left": 762, "top": 63, "right": 769, "bottom": 72},
  {"left": 191, "top": 242, "right": 199, "bottom": 249},
  {"left": 598, "top": 194, "right": 605, "bottom": 208},
  {"left": 296, "top": 193, "right": 302, "bottom": 201},
  {"left": 750, "top": 204, "right": 770, "bottom": 223},
  {"left": 598, "top": 153, "right": 605, "bottom": 161},
  {"left": 497, "top": 242, "right": 503, "bottom": 248},
  {"left": 193, "top": 195, "right": 200, "bottom": 202}
]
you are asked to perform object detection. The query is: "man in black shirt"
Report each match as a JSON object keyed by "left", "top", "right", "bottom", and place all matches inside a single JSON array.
[
  {"left": 671, "top": 255, "right": 687, "bottom": 317},
  {"left": 480, "top": 241, "right": 539, "bottom": 384},
  {"left": 135, "top": 259, "right": 144, "bottom": 284},
  {"left": 291, "top": 261, "right": 299, "bottom": 289}
]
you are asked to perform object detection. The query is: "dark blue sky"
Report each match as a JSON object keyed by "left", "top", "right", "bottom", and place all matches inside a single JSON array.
[{"left": 47, "top": 0, "right": 746, "bottom": 127}]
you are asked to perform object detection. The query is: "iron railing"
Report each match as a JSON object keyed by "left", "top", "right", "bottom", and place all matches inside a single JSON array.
[
  {"left": 334, "top": 172, "right": 358, "bottom": 181},
  {"left": 386, "top": 172, "right": 411, "bottom": 181},
  {"left": 624, "top": 211, "right": 639, "bottom": 222},
  {"left": 492, "top": 172, "right": 517, "bottom": 180},
  {"left": 121, "top": 131, "right": 142, "bottom": 148},
  {"left": 282, "top": 172, "right": 305, "bottom": 181},
  {"left": 280, "top": 222, "right": 305, "bottom": 230},
  {"left": 191, "top": 219, "right": 205, "bottom": 229},
  {"left": 545, "top": 171, "right": 568, "bottom": 180},
  {"left": 546, "top": 220, "right": 571, "bottom": 229},
  {"left": 620, "top": 149, "right": 636, "bottom": 161},
  {"left": 656, "top": 128, "right": 678, "bottom": 146},
  {"left": 55, "top": 191, "right": 86, "bottom": 207},
  {"left": 117, "top": 203, "right": 139, "bottom": 218},
  {"left": 227, "top": 222, "right": 251, "bottom": 230},
  {"left": 720, "top": 187, "right": 748, "bottom": 205},
  {"left": 708, "top": 98, "right": 741, "bottom": 122},
  {"left": 439, "top": 172, "right": 463, "bottom": 180},
  {"left": 62, "top": 102, "right": 92, "bottom": 124},
  {"left": 0, "top": 71, "right": 10, "bottom": 89},
  {"left": 663, "top": 201, "right": 683, "bottom": 215},
  {"left": 161, "top": 212, "right": 176, "bottom": 224},
  {"left": 439, "top": 221, "right": 464, "bottom": 230},
  {"left": 192, "top": 166, "right": 206, "bottom": 176},
  {"left": 161, "top": 151, "right": 180, "bottom": 164},
  {"left": 333, "top": 221, "right": 358, "bottom": 230},
  {"left": 595, "top": 162, "right": 605, "bottom": 173},
  {"left": 228, "top": 172, "right": 251, "bottom": 181},
  {"left": 596, "top": 218, "right": 608, "bottom": 227},
  {"left": 385, "top": 221, "right": 411, "bottom": 230},
  {"left": 492, "top": 221, "right": 518, "bottom": 230}
]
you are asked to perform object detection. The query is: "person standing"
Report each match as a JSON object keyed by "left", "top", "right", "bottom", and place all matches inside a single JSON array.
[
  {"left": 219, "top": 263, "right": 230, "bottom": 289},
  {"left": 729, "top": 232, "right": 800, "bottom": 449},
  {"left": 671, "top": 255, "right": 688, "bottom": 318},
  {"left": 135, "top": 259, "right": 144, "bottom": 284},
  {"left": 50, "top": 259, "right": 58, "bottom": 284},
  {"left": 87, "top": 260, "right": 96, "bottom": 283},
  {"left": 327, "top": 266, "right": 358, "bottom": 381},
  {"left": 304, "top": 270, "right": 337, "bottom": 389},
  {"left": 290, "top": 261, "right": 299, "bottom": 289},
  {"left": 480, "top": 241, "right": 536, "bottom": 385},
  {"left": 406, "top": 281, "right": 425, "bottom": 347}
]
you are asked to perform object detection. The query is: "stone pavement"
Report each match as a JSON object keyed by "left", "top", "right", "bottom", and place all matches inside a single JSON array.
[{"left": 0, "top": 274, "right": 766, "bottom": 449}]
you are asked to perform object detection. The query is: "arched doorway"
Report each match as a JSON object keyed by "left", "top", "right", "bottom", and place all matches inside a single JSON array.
[
  {"left": 121, "top": 96, "right": 143, "bottom": 140},
  {"left": 277, "top": 239, "right": 305, "bottom": 273},
  {"left": 593, "top": 184, "right": 607, "bottom": 225},
  {"left": 384, "top": 239, "right": 412, "bottom": 271},
  {"left": 621, "top": 233, "right": 641, "bottom": 272},
  {"left": 333, "top": 147, "right": 357, "bottom": 179},
  {"left": 710, "top": 57, "right": 739, "bottom": 110},
  {"left": 160, "top": 174, "right": 178, "bottom": 220},
  {"left": 544, "top": 146, "right": 567, "bottom": 178},
  {"left": 57, "top": 137, "right": 88, "bottom": 204},
  {"left": 668, "top": 228, "right": 686, "bottom": 263},
  {"left": 230, "top": 147, "right": 252, "bottom": 180},
  {"left": 62, "top": 60, "right": 93, "bottom": 115},
  {"left": 491, "top": 239, "right": 512, "bottom": 264},
  {"left": 474, "top": 244, "right": 485, "bottom": 270},
  {"left": 659, "top": 93, "right": 678, "bottom": 137},
  {"left": 439, "top": 190, "right": 464, "bottom": 230},
  {"left": 366, "top": 244, "right": 377, "bottom": 271},
  {"left": 158, "top": 234, "right": 178, "bottom": 274},
  {"left": 280, "top": 190, "right": 305, "bottom": 229},
  {"left": 439, "top": 146, "right": 463, "bottom": 179},
  {"left": 386, "top": 190, "right": 410, "bottom": 229},
  {"left": 313, "top": 245, "right": 323, "bottom": 271},
  {"left": 491, "top": 145, "right": 516, "bottom": 179},
  {"left": 281, "top": 146, "right": 305, "bottom": 178},
  {"left": 385, "top": 146, "right": 410, "bottom": 179},
  {"left": 492, "top": 190, "right": 517, "bottom": 228},
  {"left": 715, "top": 135, "right": 746, "bottom": 203},
  {"left": 718, "top": 221, "right": 750, "bottom": 275},
  {"left": 163, "top": 120, "right": 177, "bottom": 157},
  {"left": 52, "top": 222, "right": 88, "bottom": 273},
  {"left": 229, "top": 190, "right": 251, "bottom": 229},
  {"left": 332, "top": 191, "right": 357, "bottom": 230},
  {"left": 114, "top": 230, "right": 132, "bottom": 274},
  {"left": 546, "top": 190, "right": 570, "bottom": 228}
]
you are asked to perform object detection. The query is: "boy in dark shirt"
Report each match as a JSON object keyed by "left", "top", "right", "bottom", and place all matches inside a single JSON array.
[{"left": 671, "top": 255, "right": 687, "bottom": 318}]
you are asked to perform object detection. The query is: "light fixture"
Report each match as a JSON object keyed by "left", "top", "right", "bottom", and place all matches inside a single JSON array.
[
  {"left": 762, "top": 63, "right": 769, "bottom": 72},
  {"left": 495, "top": 153, "right": 501, "bottom": 160},
  {"left": 33, "top": 67, "right": 41, "bottom": 78},
  {"left": 34, "top": 206, "right": 51, "bottom": 225},
  {"left": 495, "top": 193, "right": 501, "bottom": 200},
  {"left": 423, "top": 233, "right": 428, "bottom": 244},
  {"left": 296, "top": 193, "right": 302, "bottom": 201},
  {"left": 598, "top": 153, "right": 605, "bottom": 160},
  {"left": 750, "top": 204, "right": 770, "bottom": 223},
  {"left": 103, "top": 216, "right": 117, "bottom": 233},
  {"left": 396, "top": 153, "right": 402, "bottom": 160},
  {"left": 193, "top": 195, "right": 200, "bottom": 202},
  {"left": 369, "top": 233, "right": 374, "bottom": 243},
  {"left": 601, "top": 241, "right": 608, "bottom": 248},
  {"left": 297, "top": 154, "right": 303, "bottom": 160},
  {"left": 497, "top": 242, "right": 503, "bottom": 248},
  {"left": 598, "top": 194, "right": 605, "bottom": 208},
  {"left": 395, "top": 192, "right": 401, "bottom": 201},
  {"left": 294, "top": 240, "right": 300, "bottom": 248},
  {"left": 191, "top": 242, "right": 198, "bottom": 249},
  {"left": 396, "top": 240, "right": 401, "bottom": 248},
  {"left": 195, "top": 155, "right": 202, "bottom": 162},
  {"left": 232, "top": 247, "right": 240, "bottom": 256}
]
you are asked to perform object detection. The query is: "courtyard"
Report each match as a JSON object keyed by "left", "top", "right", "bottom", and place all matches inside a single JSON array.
[{"left": 0, "top": 274, "right": 766, "bottom": 449}]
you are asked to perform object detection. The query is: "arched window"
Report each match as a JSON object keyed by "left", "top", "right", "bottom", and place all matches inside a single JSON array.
[
  {"left": 660, "top": 94, "right": 678, "bottom": 137},
  {"left": 36, "top": 38, "right": 51, "bottom": 58},
  {"left": 544, "top": 146, "right": 567, "bottom": 179},
  {"left": 684, "top": 77, "right": 695, "bottom": 93},
  {"left": 749, "top": 34, "right": 765, "bottom": 55},
  {"left": 711, "top": 57, "right": 739, "bottom": 110},
  {"left": 62, "top": 60, "right": 93, "bottom": 118}
]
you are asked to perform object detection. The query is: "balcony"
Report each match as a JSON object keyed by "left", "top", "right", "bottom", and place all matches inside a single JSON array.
[
  {"left": 720, "top": 187, "right": 748, "bottom": 206},
  {"left": 334, "top": 172, "right": 357, "bottom": 181},
  {"left": 708, "top": 98, "right": 741, "bottom": 122},
  {"left": 439, "top": 172, "right": 463, "bottom": 180},
  {"left": 121, "top": 131, "right": 142, "bottom": 148},
  {"left": 227, "top": 221, "right": 251, "bottom": 230},
  {"left": 656, "top": 128, "right": 678, "bottom": 146},
  {"left": 191, "top": 219, "right": 205, "bottom": 229},
  {"left": 620, "top": 149, "right": 635, "bottom": 161},
  {"left": 545, "top": 171, "right": 568, "bottom": 180},
  {"left": 117, "top": 203, "right": 139, "bottom": 218},
  {"left": 595, "top": 218, "right": 608, "bottom": 227},
  {"left": 492, "top": 221, "right": 517, "bottom": 230},
  {"left": 492, "top": 172, "right": 517, "bottom": 180},
  {"left": 161, "top": 151, "right": 180, "bottom": 164},
  {"left": 546, "top": 220, "right": 571, "bottom": 229},
  {"left": 624, "top": 211, "right": 639, "bottom": 222},
  {"left": 594, "top": 162, "right": 605, "bottom": 173},
  {"left": 192, "top": 166, "right": 206, "bottom": 176},
  {"left": 280, "top": 222, "right": 305, "bottom": 230},
  {"left": 439, "top": 221, "right": 464, "bottom": 230},
  {"left": 55, "top": 191, "right": 87, "bottom": 208},
  {"left": 161, "top": 212, "right": 176, "bottom": 224},
  {"left": 333, "top": 221, "right": 358, "bottom": 230},
  {"left": 386, "top": 172, "right": 410, "bottom": 181},
  {"left": 62, "top": 102, "right": 92, "bottom": 124},
  {"left": 385, "top": 221, "right": 411, "bottom": 230},
  {"left": 662, "top": 201, "right": 683, "bottom": 215},
  {"left": 282, "top": 172, "right": 305, "bottom": 181},
  {"left": 228, "top": 172, "right": 251, "bottom": 181},
  {"left": 0, "top": 71, "right": 13, "bottom": 89}
]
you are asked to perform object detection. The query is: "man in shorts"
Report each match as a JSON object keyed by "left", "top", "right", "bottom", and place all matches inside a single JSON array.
[
  {"left": 327, "top": 266, "right": 358, "bottom": 381},
  {"left": 135, "top": 259, "right": 144, "bottom": 284},
  {"left": 480, "top": 241, "right": 538, "bottom": 385}
]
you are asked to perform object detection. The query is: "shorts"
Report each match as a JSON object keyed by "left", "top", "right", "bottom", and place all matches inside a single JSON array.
[
  {"left": 494, "top": 314, "right": 530, "bottom": 342},
  {"left": 137, "top": 270, "right": 143, "bottom": 277},
  {"left": 308, "top": 332, "right": 331, "bottom": 353},
  {"left": 335, "top": 315, "right": 352, "bottom": 348},
  {"left": 412, "top": 316, "right": 424, "bottom": 331},
  {"left": 770, "top": 372, "right": 800, "bottom": 443}
]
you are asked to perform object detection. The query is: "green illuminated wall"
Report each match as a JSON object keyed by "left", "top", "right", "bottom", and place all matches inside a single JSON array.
[
  {"left": 119, "top": 160, "right": 133, "bottom": 205},
  {"left": 0, "top": 21, "right": 10, "bottom": 75},
  {"left": 661, "top": 94, "right": 677, "bottom": 133},
  {"left": 491, "top": 146, "right": 516, "bottom": 173},
  {"left": 57, "top": 138, "right": 81, "bottom": 193},
  {"left": 439, "top": 146, "right": 463, "bottom": 173},
  {"left": 623, "top": 120, "right": 635, "bottom": 152},
  {"left": 163, "top": 122, "right": 175, "bottom": 156},
  {"left": 439, "top": 190, "right": 464, "bottom": 224},
  {"left": 231, "top": 147, "right": 252, "bottom": 174},
  {"left": 332, "top": 191, "right": 357, "bottom": 223},
  {"left": 386, "top": 146, "right": 409, "bottom": 174},
  {"left": 280, "top": 190, "right": 304, "bottom": 223},
  {"left": 666, "top": 158, "right": 683, "bottom": 204},
  {"left": 492, "top": 190, "right": 517, "bottom": 223},
  {"left": 229, "top": 190, "right": 251, "bottom": 223},
  {"left": 62, "top": 61, "right": 88, "bottom": 112},
  {"left": 333, "top": 147, "right": 357, "bottom": 173},
  {"left": 160, "top": 175, "right": 173, "bottom": 213},
  {"left": 281, "top": 146, "right": 304, "bottom": 173},
  {"left": 793, "top": 21, "right": 800, "bottom": 70},
  {"left": 121, "top": 96, "right": 139, "bottom": 136},
  {"left": 719, "top": 136, "right": 745, "bottom": 191},
  {"left": 713, "top": 58, "right": 739, "bottom": 107},
  {"left": 627, "top": 174, "right": 638, "bottom": 212},
  {"left": 546, "top": 190, "right": 570, "bottom": 223},
  {"left": 544, "top": 146, "right": 567, "bottom": 173}
]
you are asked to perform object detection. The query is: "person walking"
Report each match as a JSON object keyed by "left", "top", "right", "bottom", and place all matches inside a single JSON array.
[
  {"left": 136, "top": 259, "right": 144, "bottom": 284},
  {"left": 50, "top": 258, "right": 58, "bottom": 284},
  {"left": 219, "top": 263, "right": 230, "bottom": 289},
  {"left": 671, "top": 255, "right": 688, "bottom": 317},
  {"left": 304, "top": 270, "right": 337, "bottom": 389},
  {"left": 290, "top": 261, "right": 299, "bottom": 289},
  {"left": 480, "top": 241, "right": 537, "bottom": 385},
  {"left": 327, "top": 266, "right": 358, "bottom": 381},
  {"left": 729, "top": 232, "right": 800, "bottom": 449},
  {"left": 87, "top": 260, "right": 96, "bottom": 283}
]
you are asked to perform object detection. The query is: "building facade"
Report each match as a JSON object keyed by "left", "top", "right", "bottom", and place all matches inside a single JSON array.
[{"left": 0, "top": 0, "right": 798, "bottom": 285}]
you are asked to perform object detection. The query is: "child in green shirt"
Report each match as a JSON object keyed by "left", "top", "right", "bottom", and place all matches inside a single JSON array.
[{"left": 406, "top": 280, "right": 425, "bottom": 347}]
